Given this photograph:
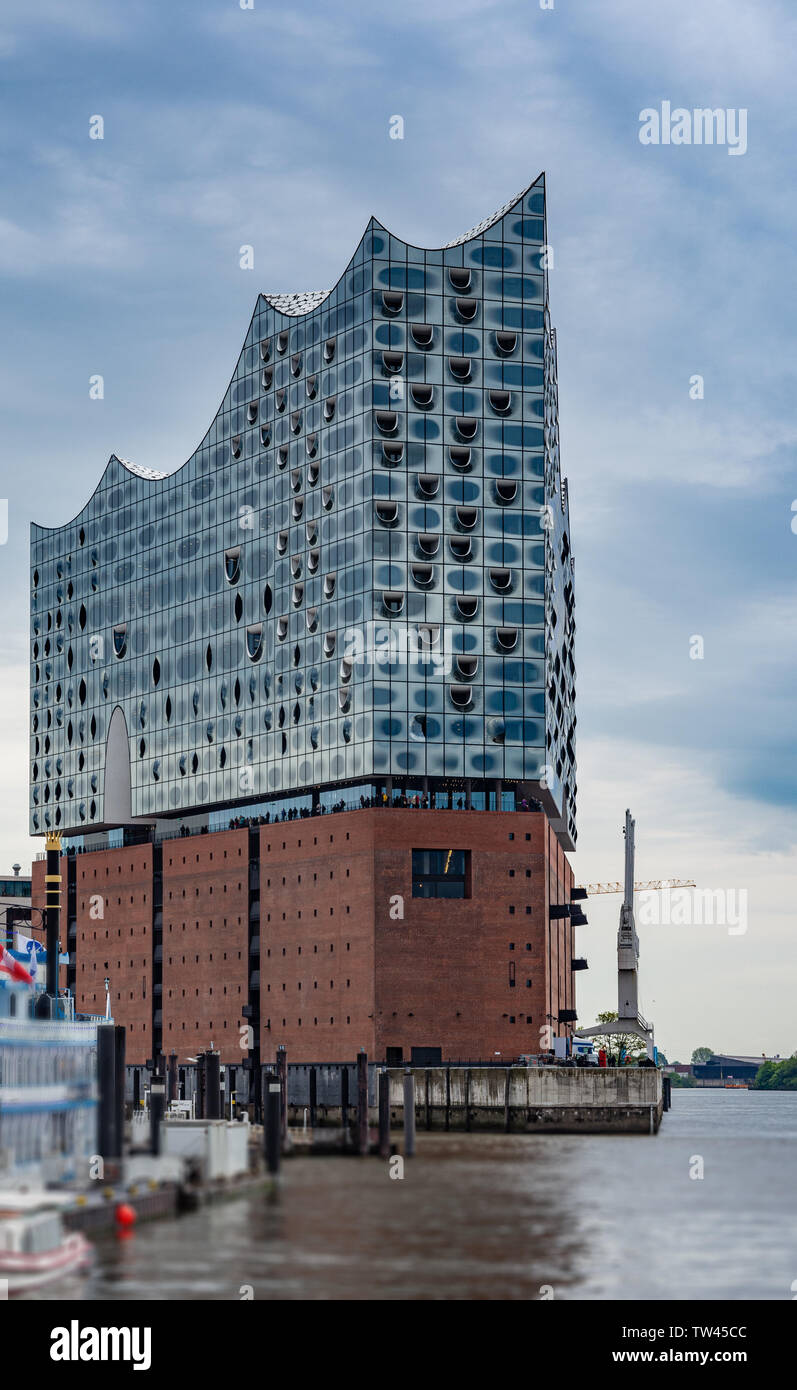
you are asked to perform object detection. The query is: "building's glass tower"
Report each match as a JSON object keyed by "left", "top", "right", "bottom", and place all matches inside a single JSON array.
[{"left": 30, "top": 173, "right": 576, "bottom": 851}]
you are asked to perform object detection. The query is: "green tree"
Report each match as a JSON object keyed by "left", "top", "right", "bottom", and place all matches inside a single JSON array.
[
  {"left": 579, "top": 1011, "right": 648, "bottom": 1064},
  {"left": 691, "top": 1047, "right": 714, "bottom": 1065},
  {"left": 754, "top": 1057, "right": 797, "bottom": 1090}
]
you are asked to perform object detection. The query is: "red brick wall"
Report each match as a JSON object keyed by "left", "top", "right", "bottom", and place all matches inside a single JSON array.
[
  {"left": 74, "top": 846, "right": 153, "bottom": 1064},
  {"left": 258, "top": 820, "right": 375, "bottom": 1065},
  {"left": 29, "top": 808, "right": 576, "bottom": 1069},
  {"left": 259, "top": 808, "right": 576, "bottom": 1065},
  {"left": 373, "top": 810, "right": 557, "bottom": 1062},
  {"left": 162, "top": 829, "right": 249, "bottom": 1064}
]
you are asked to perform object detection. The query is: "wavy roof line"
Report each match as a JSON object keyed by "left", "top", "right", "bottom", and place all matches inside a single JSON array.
[
  {"left": 33, "top": 175, "right": 545, "bottom": 525},
  {"left": 260, "top": 173, "right": 544, "bottom": 318}
]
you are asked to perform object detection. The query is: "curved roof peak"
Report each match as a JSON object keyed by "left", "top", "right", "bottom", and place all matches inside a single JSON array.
[
  {"left": 116, "top": 456, "right": 169, "bottom": 481},
  {"left": 441, "top": 174, "right": 544, "bottom": 248},
  {"left": 261, "top": 289, "right": 331, "bottom": 316},
  {"left": 260, "top": 175, "right": 544, "bottom": 317}
]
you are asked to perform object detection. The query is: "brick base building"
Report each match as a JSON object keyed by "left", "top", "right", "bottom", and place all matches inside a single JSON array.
[{"left": 32, "top": 808, "right": 580, "bottom": 1067}]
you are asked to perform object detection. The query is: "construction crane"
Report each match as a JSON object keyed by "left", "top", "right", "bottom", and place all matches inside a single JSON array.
[
  {"left": 577, "top": 879, "right": 695, "bottom": 895},
  {"left": 576, "top": 809, "right": 656, "bottom": 1059}
]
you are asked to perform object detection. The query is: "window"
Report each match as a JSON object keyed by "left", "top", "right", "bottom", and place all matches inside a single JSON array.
[{"left": 411, "top": 848, "right": 470, "bottom": 899}]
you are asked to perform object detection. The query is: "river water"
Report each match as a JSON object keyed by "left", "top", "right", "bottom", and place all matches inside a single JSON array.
[{"left": 29, "top": 1090, "right": 797, "bottom": 1300}]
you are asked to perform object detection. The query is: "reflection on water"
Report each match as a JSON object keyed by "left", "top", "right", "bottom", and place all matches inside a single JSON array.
[{"left": 26, "top": 1091, "right": 797, "bottom": 1301}]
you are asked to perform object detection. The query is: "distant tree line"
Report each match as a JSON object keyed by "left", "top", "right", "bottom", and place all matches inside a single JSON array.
[{"left": 753, "top": 1056, "right": 797, "bottom": 1090}]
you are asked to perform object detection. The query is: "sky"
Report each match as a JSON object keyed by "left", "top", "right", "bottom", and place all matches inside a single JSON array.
[{"left": 1, "top": 0, "right": 795, "bottom": 1061}]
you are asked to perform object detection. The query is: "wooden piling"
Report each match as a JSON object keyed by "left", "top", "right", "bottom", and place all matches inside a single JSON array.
[
  {"left": 403, "top": 1070, "right": 416, "bottom": 1157},
  {"left": 357, "top": 1050, "right": 368, "bottom": 1155}
]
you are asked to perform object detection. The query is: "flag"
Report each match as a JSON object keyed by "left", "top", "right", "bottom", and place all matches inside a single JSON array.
[{"left": 0, "top": 946, "right": 34, "bottom": 985}]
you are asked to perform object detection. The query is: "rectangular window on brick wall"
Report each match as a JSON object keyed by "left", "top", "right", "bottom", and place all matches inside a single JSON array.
[{"left": 411, "top": 848, "right": 471, "bottom": 898}]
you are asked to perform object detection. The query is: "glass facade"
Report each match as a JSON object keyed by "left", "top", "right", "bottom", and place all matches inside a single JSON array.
[{"left": 29, "top": 173, "right": 576, "bottom": 848}]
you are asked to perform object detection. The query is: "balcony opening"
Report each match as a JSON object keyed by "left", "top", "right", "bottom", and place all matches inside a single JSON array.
[
  {"left": 489, "top": 567, "right": 512, "bottom": 591},
  {"left": 450, "top": 683, "right": 473, "bottom": 709},
  {"left": 246, "top": 624, "right": 264, "bottom": 662},
  {"left": 375, "top": 501, "right": 399, "bottom": 527},
  {"left": 495, "top": 480, "right": 518, "bottom": 503},
  {"left": 455, "top": 596, "right": 478, "bottom": 620},
  {"left": 224, "top": 547, "right": 241, "bottom": 584},
  {"left": 411, "top": 384, "right": 434, "bottom": 409},
  {"left": 489, "top": 390, "right": 511, "bottom": 414},
  {"left": 410, "top": 323, "right": 433, "bottom": 348},
  {"left": 448, "top": 267, "right": 472, "bottom": 291},
  {"left": 455, "top": 296, "right": 478, "bottom": 321},
  {"left": 417, "top": 533, "right": 440, "bottom": 557},
  {"left": 495, "top": 331, "right": 518, "bottom": 355},
  {"left": 416, "top": 474, "right": 439, "bottom": 498},
  {"left": 375, "top": 410, "right": 399, "bottom": 435},
  {"left": 449, "top": 446, "right": 472, "bottom": 471},
  {"left": 382, "top": 591, "right": 404, "bottom": 615}
]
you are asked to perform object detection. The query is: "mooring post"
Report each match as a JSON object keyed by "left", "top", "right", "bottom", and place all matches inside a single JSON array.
[
  {"left": 205, "top": 1050, "right": 221, "bottom": 1120},
  {"left": 113, "top": 1024, "right": 126, "bottom": 1158},
  {"left": 403, "top": 1070, "right": 416, "bottom": 1157},
  {"left": 357, "top": 1049, "right": 369, "bottom": 1155},
  {"left": 341, "top": 1065, "right": 349, "bottom": 1134},
  {"left": 503, "top": 1067, "right": 511, "bottom": 1134},
  {"left": 465, "top": 1068, "right": 471, "bottom": 1133},
  {"left": 167, "top": 1050, "right": 178, "bottom": 1105},
  {"left": 197, "top": 1052, "right": 207, "bottom": 1119},
  {"left": 96, "top": 1024, "right": 115, "bottom": 1164},
  {"left": 425, "top": 1069, "right": 431, "bottom": 1131},
  {"left": 133, "top": 1066, "right": 141, "bottom": 1110},
  {"left": 309, "top": 1066, "right": 317, "bottom": 1128},
  {"left": 378, "top": 1069, "right": 390, "bottom": 1157},
  {"left": 264, "top": 1074, "right": 281, "bottom": 1174},
  {"left": 276, "top": 1045, "right": 287, "bottom": 1138},
  {"left": 445, "top": 1066, "right": 451, "bottom": 1132},
  {"left": 150, "top": 1071, "right": 165, "bottom": 1156}
]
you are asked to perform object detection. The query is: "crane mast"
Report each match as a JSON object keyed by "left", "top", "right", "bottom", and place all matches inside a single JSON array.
[{"left": 575, "top": 808, "right": 655, "bottom": 1060}]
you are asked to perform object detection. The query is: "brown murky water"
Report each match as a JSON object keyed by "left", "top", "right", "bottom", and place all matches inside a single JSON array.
[{"left": 24, "top": 1091, "right": 797, "bottom": 1300}]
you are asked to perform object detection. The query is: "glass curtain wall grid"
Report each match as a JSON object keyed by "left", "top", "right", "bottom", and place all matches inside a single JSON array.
[{"left": 30, "top": 173, "right": 576, "bottom": 850}]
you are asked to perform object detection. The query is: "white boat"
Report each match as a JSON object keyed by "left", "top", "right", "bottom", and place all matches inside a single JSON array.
[{"left": 0, "top": 1191, "right": 92, "bottom": 1294}]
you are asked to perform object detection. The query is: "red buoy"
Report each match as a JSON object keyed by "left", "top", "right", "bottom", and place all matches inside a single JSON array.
[{"left": 115, "top": 1202, "right": 136, "bottom": 1229}]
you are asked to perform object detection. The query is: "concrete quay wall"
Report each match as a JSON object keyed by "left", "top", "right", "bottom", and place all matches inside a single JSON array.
[{"left": 386, "top": 1066, "right": 664, "bottom": 1134}]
